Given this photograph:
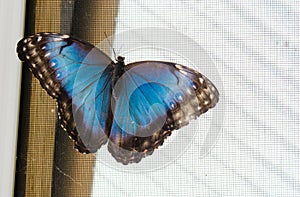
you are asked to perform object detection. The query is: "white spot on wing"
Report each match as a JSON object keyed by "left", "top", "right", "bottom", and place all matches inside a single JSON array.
[
  {"left": 53, "top": 38, "right": 62, "bottom": 42},
  {"left": 61, "top": 34, "right": 70, "bottom": 39},
  {"left": 178, "top": 95, "right": 183, "bottom": 101},
  {"left": 192, "top": 84, "right": 197, "bottom": 89},
  {"left": 170, "top": 103, "right": 175, "bottom": 109},
  {"left": 199, "top": 77, "right": 204, "bottom": 84},
  {"left": 37, "top": 36, "right": 42, "bottom": 42},
  {"left": 179, "top": 70, "right": 188, "bottom": 75},
  {"left": 175, "top": 64, "right": 183, "bottom": 69},
  {"left": 44, "top": 52, "right": 50, "bottom": 57}
]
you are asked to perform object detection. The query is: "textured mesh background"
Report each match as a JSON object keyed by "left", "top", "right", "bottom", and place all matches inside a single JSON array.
[
  {"left": 93, "top": 1, "right": 299, "bottom": 196},
  {"left": 15, "top": 0, "right": 299, "bottom": 197}
]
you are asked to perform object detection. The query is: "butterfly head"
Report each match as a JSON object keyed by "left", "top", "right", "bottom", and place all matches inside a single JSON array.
[{"left": 117, "top": 56, "right": 125, "bottom": 63}]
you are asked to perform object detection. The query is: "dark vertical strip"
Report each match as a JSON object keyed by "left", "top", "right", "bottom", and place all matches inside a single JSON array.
[
  {"left": 71, "top": 0, "right": 118, "bottom": 41},
  {"left": 71, "top": 0, "right": 91, "bottom": 38},
  {"left": 52, "top": 0, "right": 118, "bottom": 196},
  {"left": 51, "top": 1, "right": 76, "bottom": 196},
  {"left": 14, "top": 1, "right": 36, "bottom": 196},
  {"left": 52, "top": 1, "right": 95, "bottom": 196},
  {"left": 60, "top": 0, "right": 75, "bottom": 34}
]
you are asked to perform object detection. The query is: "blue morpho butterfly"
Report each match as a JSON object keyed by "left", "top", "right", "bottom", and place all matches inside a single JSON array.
[{"left": 17, "top": 33, "right": 219, "bottom": 164}]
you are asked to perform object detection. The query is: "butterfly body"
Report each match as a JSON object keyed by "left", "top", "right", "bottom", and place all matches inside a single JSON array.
[
  {"left": 17, "top": 33, "right": 219, "bottom": 164},
  {"left": 112, "top": 56, "right": 126, "bottom": 85}
]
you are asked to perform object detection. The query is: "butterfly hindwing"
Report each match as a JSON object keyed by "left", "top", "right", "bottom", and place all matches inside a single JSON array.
[
  {"left": 108, "top": 61, "right": 219, "bottom": 164},
  {"left": 17, "top": 33, "right": 114, "bottom": 153}
]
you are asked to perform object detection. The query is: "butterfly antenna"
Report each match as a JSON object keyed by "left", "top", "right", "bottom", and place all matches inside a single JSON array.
[
  {"left": 104, "top": 32, "right": 117, "bottom": 60},
  {"left": 116, "top": 45, "right": 124, "bottom": 58}
]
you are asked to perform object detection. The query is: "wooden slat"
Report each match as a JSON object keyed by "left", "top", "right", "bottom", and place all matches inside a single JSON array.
[{"left": 25, "top": 1, "right": 61, "bottom": 196}]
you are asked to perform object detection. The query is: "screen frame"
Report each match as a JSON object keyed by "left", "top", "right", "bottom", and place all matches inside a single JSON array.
[{"left": 0, "top": 1, "right": 25, "bottom": 196}]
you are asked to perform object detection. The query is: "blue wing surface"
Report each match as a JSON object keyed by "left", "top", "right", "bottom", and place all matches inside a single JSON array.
[
  {"left": 17, "top": 33, "right": 114, "bottom": 152},
  {"left": 108, "top": 61, "right": 219, "bottom": 164}
]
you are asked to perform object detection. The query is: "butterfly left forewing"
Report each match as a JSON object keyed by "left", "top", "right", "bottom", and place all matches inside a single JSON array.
[{"left": 17, "top": 33, "right": 114, "bottom": 153}]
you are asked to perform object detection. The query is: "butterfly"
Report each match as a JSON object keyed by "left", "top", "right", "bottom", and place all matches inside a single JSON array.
[{"left": 16, "top": 32, "right": 219, "bottom": 164}]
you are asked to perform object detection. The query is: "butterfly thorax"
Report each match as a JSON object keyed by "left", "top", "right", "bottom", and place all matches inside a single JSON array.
[{"left": 112, "top": 56, "right": 125, "bottom": 86}]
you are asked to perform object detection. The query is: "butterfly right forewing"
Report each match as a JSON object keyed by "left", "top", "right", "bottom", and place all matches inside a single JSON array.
[{"left": 108, "top": 61, "right": 219, "bottom": 164}]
